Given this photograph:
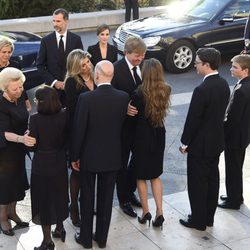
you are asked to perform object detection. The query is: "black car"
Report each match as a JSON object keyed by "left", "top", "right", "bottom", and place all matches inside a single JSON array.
[
  {"left": 113, "top": 0, "right": 250, "bottom": 73},
  {"left": 0, "top": 31, "right": 43, "bottom": 89}
]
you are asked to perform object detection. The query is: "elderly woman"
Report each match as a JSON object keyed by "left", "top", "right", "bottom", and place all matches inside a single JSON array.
[
  {"left": 64, "top": 49, "right": 96, "bottom": 227},
  {"left": 0, "top": 67, "right": 36, "bottom": 236},
  {"left": 87, "top": 24, "right": 118, "bottom": 67},
  {"left": 0, "top": 38, "right": 31, "bottom": 112}
]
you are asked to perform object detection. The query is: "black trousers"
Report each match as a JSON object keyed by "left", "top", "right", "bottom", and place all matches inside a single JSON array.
[
  {"left": 224, "top": 147, "right": 246, "bottom": 204},
  {"left": 187, "top": 154, "right": 220, "bottom": 228},
  {"left": 124, "top": 0, "right": 139, "bottom": 22},
  {"left": 79, "top": 170, "right": 117, "bottom": 247},
  {"left": 116, "top": 126, "right": 137, "bottom": 204}
]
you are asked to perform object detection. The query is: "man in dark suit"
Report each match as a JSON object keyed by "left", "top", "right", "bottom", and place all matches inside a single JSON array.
[
  {"left": 36, "top": 8, "right": 83, "bottom": 105},
  {"left": 111, "top": 36, "right": 146, "bottom": 217},
  {"left": 218, "top": 54, "right": 250, "bottom": 209},
  {"left": 179, "top": 48, "right": 230, "bottom": 231},
  {"left": 71, "top": 60, "right": 129, "bottom": 249},
  {"left": 124, "top": 0, "right": 139, "bottom": 22}
]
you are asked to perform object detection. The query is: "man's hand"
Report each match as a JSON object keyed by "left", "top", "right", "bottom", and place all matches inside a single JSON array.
[
  {"left": 127, "top": 102, "right": 138, "bottom": 116},
  {"left": 54, "top": 81, "right": 64, "bottom": 90},
  {"left": 71, "top": 160, "right": 80, "bottom": 171}
]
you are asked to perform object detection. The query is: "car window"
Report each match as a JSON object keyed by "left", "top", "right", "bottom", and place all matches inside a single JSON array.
[
  {"left": 187, "top": 0, "right": 230, "bottom": 20},
  {"left": 223, "top": 0, "right": 250, "bottom": 19}
]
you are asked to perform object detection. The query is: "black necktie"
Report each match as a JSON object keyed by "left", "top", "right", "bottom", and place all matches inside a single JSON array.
[
  {"left": 58, "top": 35, "right": 65, "bottom": 63},
  {"left": 132, "top": 66, "right": 142, "bottom": 86}
]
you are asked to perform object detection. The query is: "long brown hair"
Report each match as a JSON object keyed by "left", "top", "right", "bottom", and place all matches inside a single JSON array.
[{"left": 140, "top": 58, "right": 171, "bottom": 127}]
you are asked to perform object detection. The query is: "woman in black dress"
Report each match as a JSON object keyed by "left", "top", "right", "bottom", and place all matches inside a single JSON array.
[
  {"left": 64, "top": 49, "right": 96, "bottom": 227},
  {"left": 87, "top": 24, "right": 118, "bottom": 67},
  {"left": 0, "top": 67, "right": 36, "bottom": 236},
  {"left": 28, "top": 86, "right": 69, "bottom": 250},
  {"left": 0, "top": 38, "right": 31, "bottom": 112},
  {"left": 131, "top": 58, "right": 171, "bottom": 229}
]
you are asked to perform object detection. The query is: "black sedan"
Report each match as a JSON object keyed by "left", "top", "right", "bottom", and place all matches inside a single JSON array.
[
  {"left": 113, "top": 0, "right": 250, "bottom": 73},
  {"left": 0, "top": 31, "right": 43, "bottom": 89}
]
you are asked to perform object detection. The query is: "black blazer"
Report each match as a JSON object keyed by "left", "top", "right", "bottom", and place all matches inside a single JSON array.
[
  {"left": 87, "top": 42, "right": 118, "bottom": 67},
  {"left": 71, "top": 85, "right": 129, "bottom": 173},
  {"left": 181, "top": 74, "right": 230, "bottom": 157},
  {"left": 111, "top": 57, "right": 141, "bottom": 97},
  {"left": 37, "top": 31, "right": 83, "bottom": 84},
  {"left": 224, "top": 76, "right": 250, "bottom": 149}
]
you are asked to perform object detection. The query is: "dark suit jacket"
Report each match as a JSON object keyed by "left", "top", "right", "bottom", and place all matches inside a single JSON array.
[
  {"left": 181, "top": 74, "right": 230, "bottom": 157},
  {"left": 224, "top": 76, "right": 250, "bottom": 149},
  {"left": 37, "top": 31, "right": 83, "bottom": 84},
  {"left": 87, "top": 42, "right": 118, "bottom": 67},
  {"left": 111, "top": 57, "right": 140, "bottom": 97},
  {"left": 71, "top": 85, "right": 129, "bottom": 173}
]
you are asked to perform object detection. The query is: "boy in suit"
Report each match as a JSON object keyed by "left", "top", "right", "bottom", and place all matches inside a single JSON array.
[
  {"left": 179, "top": 48, "right": 230, "bottom": 231},
  {"left": 71, "top": 60, "right": 129, "bottom": 249},
  {"left": 36, "top": 8, "right": 83, "bottom": 105},
  {"left": 219, "top": 54, "right": 250, "bottom": 209}
]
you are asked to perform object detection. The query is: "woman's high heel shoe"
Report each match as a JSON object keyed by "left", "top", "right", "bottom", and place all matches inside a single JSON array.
[
  {"left": 52, "top": 228, "right": 66, "bottom": 242},
  {"left": 0, "top": 222, "right": 15, "bottom": 236},
  {"left": 8, "top": 216, "right": 29, "bottom": 228},
  {"left": 34, "top": 241, "right": 55, "bottom": 250},
  {"left": 152, "top": 215, "right": 165, "bottom": 230},
  {"left": 138, "top": 212, "right": 152, "bottom": 227}
]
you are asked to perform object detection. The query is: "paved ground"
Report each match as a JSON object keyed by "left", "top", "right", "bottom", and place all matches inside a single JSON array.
[{"left": 2, "top": 80, "right": 250, "bottom": 249}]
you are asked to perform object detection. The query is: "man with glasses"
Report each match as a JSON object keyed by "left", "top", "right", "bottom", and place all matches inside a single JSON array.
[{"left": 179, "top": 48, "right": 230, "bottom": 231}]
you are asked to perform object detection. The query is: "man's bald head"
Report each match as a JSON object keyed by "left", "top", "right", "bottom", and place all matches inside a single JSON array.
[{"left": 94, "top": 60, "right": 114, "bottom": 84}]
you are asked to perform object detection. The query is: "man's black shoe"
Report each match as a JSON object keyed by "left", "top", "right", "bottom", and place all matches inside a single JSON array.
[
  {"left": 130, "top": 194, "right": 142, "bottom": 207},
  {"left": 218, "top": 201, "right": 240, "bottom": 210},
  {"left": 75, "top": 232, "right": 92, "bottom": 249},
  {"left": 120, "top": 202, "right": 137, "bottom": 217},
  {"left": 220, "top": 195, "right": 243, "bottom": 204},
  {"left": 188, "top": 214, "right": 213, "bottom": 227},
  {"left": 93, "top": 233, "right": 106, "bottom": 248},
  {"left": 179, "top": 218, "right": 206, "bottom": 231}
]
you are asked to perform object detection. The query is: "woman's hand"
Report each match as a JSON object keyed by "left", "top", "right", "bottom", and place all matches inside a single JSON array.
[
  {"left": 127, "top": 102, "right": 138, "bottom": 116},
  {"left": 22, "top": 134, "right": 36, "bottom": 147}
]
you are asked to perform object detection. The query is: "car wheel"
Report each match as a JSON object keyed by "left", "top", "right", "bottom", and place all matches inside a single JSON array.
[{"left": 165, "top": 40, "right": 195, "bottom": 73}]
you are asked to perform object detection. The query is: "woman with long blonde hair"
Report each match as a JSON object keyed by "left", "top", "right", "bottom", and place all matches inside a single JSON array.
[
  {"left": 131, "top": 58, "right": 171, "bottom": 229},
  {"left": 64, "top": 49, "right": 96, "bottom": 228}
]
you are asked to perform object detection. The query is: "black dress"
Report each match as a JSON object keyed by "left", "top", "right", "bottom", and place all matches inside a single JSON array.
[
  {"left": 0, "top": 92, "right": 29, "bottom": 204},
  {"left": 64, "top": 76, "right": 96, "bottom": 159},
  {"left": 87, "top": 42, "right": 118, "bottom": 67},
  {"left": 28, "top": 109, "right": 69, "bottom": 225},
  {"left": 131, "top": 90, "right": 166, "bottom": 180}
]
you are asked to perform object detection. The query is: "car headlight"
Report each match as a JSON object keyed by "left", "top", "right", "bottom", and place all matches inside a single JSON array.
[
  {"left": 143, "top": 36, "right": 161, "bottom": 47},
  {"left": 115, "top": 26, "right": 122, "bottom": 38}
]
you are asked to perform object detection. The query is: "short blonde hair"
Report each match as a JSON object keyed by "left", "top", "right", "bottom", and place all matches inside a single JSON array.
[
  {"left": 0, "top": 38, "right": 14, "bottom": 52},
  {"left": 124, "top": 36, "right": 146, "bottom": 54},
  {"left": 0, "top": 67, "right": 25, "bottom": 91}
]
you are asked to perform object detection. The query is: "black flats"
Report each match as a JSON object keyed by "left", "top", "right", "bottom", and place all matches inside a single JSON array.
[
  {"left": 152, "top": 215, "right": 165, "bottom": 230},
  {"left": 52, "top": 228, "right": 66, "bottom": 242},
  {"left": 0, "top": 223, "right": 14, "bottom": 236},
  {"left": 34, "top": 241, "right": 55, "bottom": 250},
  {"left": 138, "top": 212, "right": 152, "bottom": 226}
]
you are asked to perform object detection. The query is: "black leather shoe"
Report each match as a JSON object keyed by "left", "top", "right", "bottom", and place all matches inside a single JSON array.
[
  {"left": 52, "top": 228, "right": 66, "bottom": 242},
  {"left": 93, "top": 233, "right": 106, "bottom": 248},
  {"left": 0, "top": 223, "right": 14, "bottom": 236},
  {"left": 120, "top": 202, "right": 137, "bottom": 217},
  {"left": 130, "top": 194, "right": 142, "bottom": 207},
  {"left": 74, "top": 233, "right": 92, "bottom": 249},
  {"left": 188, "top": 214, "right": 213, "bottom": 227},
  {"left": 218, "top": 201, "right": 240, "bottom": 210},
  {"left": 34, "top": 241, "right": 55, "bottom": 250},
  {"left": 179, "top": 219, "right": 206, "bottom": 231},
  {"left": 220, "top": 195, "right": 243, "bottom": 204}
]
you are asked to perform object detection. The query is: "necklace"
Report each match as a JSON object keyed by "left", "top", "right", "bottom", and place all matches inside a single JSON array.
[
  {"left": 0, "top": 61, "right": 9, "bottom": 68},
  {"left": 82, "top": 75, "right": 90, "bottom": 82}
]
